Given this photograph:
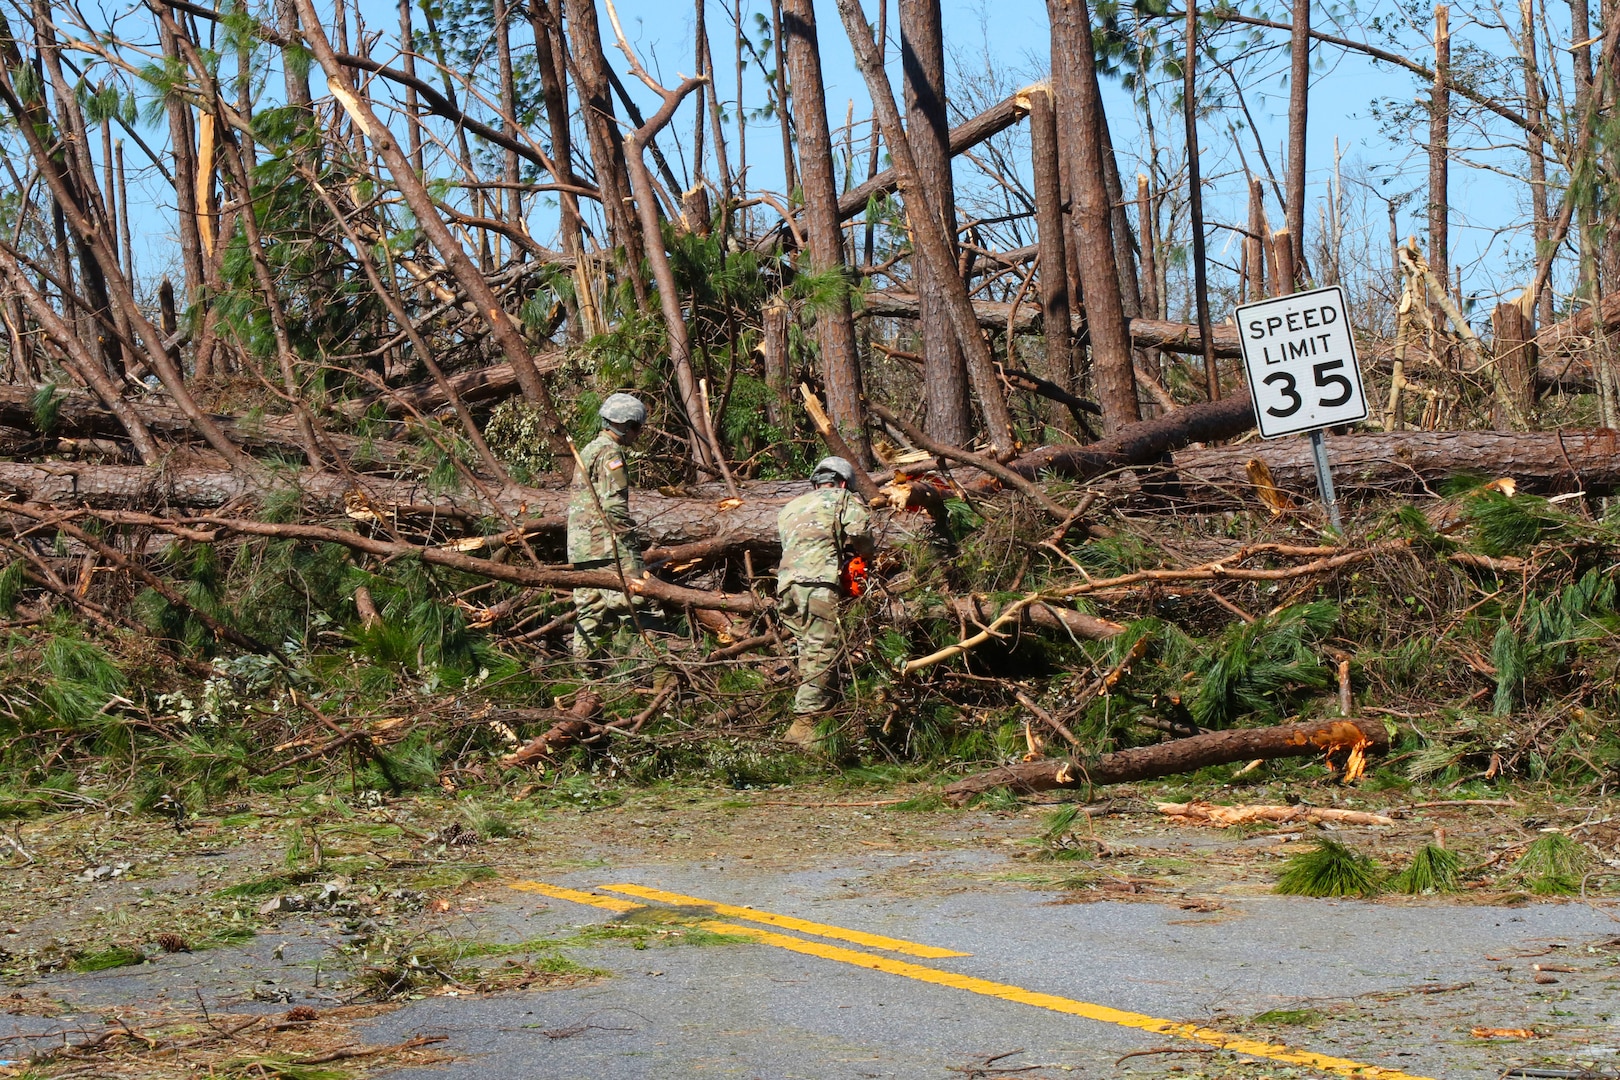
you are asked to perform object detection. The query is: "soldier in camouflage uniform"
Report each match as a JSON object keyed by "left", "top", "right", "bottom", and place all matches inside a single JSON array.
[
  {"left": 775, "top": 456, "right": 875, "bottom": 747},
  {"left": 568, "top": 394, "right": 649, "bottom": 659}
]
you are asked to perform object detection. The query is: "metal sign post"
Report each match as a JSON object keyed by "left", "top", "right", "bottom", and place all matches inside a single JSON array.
[
  {"left": 1234, "top": 285, "right": 1366, "bottom": 531},
  {"left": 1309, "top": 430, "right": 1342, "bottom": 531}
]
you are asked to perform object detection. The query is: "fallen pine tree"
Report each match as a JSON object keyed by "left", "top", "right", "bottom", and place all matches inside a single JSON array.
[
  {"left": 940, "top": 717, "right": 1390, "bottom": 806},
  {"left": 5, "top": 426, "right": 1619, "bottom": 551}
]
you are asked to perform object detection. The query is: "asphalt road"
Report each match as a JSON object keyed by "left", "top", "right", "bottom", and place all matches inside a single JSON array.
[{"left": 353, "top": 851, "right": 1620, "bottom": 1080}]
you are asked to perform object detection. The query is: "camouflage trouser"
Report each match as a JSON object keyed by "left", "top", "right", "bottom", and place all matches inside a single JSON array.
[
  {"left": 778, "top": 583, "right": 841, "bottom": 714},
  {"left": 571, "top": 587, "right": 638, "bottom": 659}
]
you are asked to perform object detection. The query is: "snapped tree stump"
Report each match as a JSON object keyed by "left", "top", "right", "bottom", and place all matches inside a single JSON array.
[{"left": 940, "top": 717, "right": 1389, "bottom": 806}]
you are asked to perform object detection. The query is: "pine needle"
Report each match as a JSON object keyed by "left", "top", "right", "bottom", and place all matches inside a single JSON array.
[
  {"left": 1275, "top": 839, "right": 1384, "bottom": 898},
  {"left": 1389, "top": 843, "right": 1462, "bottom": 894},
  {"left": 1512, "top": 833, "right": 1590, "bottom": 896}
]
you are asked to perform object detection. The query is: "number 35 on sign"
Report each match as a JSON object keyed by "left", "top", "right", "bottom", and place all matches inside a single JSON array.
[{"left": 1235, "top": 285, "right": 1368, "bottom": 439}]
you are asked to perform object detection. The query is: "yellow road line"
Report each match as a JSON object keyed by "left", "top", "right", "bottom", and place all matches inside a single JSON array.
[
  {"left": 509, "top": 878, "right": 1438, "bottom": 1080},
  {"left": 506, "top": 879, "right": 642, "bottom": 912},
  {"left": 596, "top": 882, "right": 971, "bottom": 959}
]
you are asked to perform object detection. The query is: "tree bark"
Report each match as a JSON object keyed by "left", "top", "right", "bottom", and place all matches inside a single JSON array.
[
  {"left": 1047, "top": 0, "right": 1138, "bottom": 432},
  {"left": 781, "top": 0, "right": 868, "bottom": 460},
  {"left": 833, "top": 0, "right": 1017, "bottom": 455},
  {"left": 1031, "top": 86, "right": 1076, "bottom": 417},
  {"left": 563, "top": 0, "right": 646, "bottom": 303},
  {"left": 1520, "top": 0, "right": 1552, "bottom": 327},
  {"left": 1286, "top": 0, "right": 1310, "bottom": 272},
  {"left": 941, "top": 717, "right": 1388, "bottom": 805},
  {"left": 500, "top": 692, "right": 605, "bottom": 766},
  {"left": 1428, "top": 5, "right": 1450, "bottom": 297},
  {"left": 1570, "top": 0, "right": 1597, "bottom": 300},
  {"left": 1492, "top": 302, "right": 1538, "bottom": 429},
  {"left": 900, "top": 0, "right": 972, "bottom": 446},
  {"left": 762, "top": 302, "right": 794, "bottom": 465},
  {"left": 1184, "top": 2, "right": 1219, "bottom": 400}
]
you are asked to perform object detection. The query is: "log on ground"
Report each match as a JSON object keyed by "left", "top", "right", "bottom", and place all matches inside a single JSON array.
[
  {"left": 499, "top": 692, "right": 605, "bottom": 766},
  {"left": 940, "top": 717, "right": 1389, "bottom": 806},
  {"left": 1171, "top": 429, "right": 1620, "bottom": 500}
]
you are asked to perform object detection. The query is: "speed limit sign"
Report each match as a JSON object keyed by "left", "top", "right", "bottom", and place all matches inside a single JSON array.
[{"left": 1235, "top": 285, "right": 1367, "bottom": 439}]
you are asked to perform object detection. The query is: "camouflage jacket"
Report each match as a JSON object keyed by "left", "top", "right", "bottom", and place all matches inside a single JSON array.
[
  {"left": 567, "top": 431, "right": 642, "bottom": 567},
  {"left": 776, "top": 486, "right": 874, "bottom": 593}
]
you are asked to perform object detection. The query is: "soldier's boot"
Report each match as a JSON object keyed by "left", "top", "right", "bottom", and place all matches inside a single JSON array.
[{"left": 783, "top": 714, "right": 824, "bottom": 751}]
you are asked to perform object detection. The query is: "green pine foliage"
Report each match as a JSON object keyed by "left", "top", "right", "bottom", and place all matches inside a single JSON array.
[
  {"left": 1188, "top": 602, "right": 1339, "bottom": 728},
  {"left": 1513, "top": 833, "right": 1591, "bottom": 896},
  {"left": 1463, "top": 490, "right": 1571, "bottom": 556},
  {"left": 1275, "top": 839, "right": 1384, "bottom": 898},
  {"left": 1389, "top": 844, "right": 1462, "bottom": 894}
]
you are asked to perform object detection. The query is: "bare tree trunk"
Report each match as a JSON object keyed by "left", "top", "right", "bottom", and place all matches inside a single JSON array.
[
  {"left": 1602, "top": 0, "right": 1620, "bottom": 295},
  {"left": 1428, "top": 5, "right": 1450, "bottom": 295},
  {"left": 1570, "top": 0, "right": 1597, "bottom": 300},
  {"left": 1096, "top": 100, "right": 1141, "bottom": 319},
  {"left": 275, "top": 0, "right": 312, "bottom": 107},
  {"left": 1247, "top": 175, "right": 1268, "bottom": 301},
  {"left": 493, "top": 0, "right": 521, "bottom": 229},
  {"left": 771, "top": 0, "right": 794, "bottom": 197},
  {"left": 1183, "top": 2, "right": 1219, "bottom": 400},
  {"left": 942, "top": 718, "right": 1388, "bottom": 805},
  {"left": 1030, "top": 86, "right": 1075, "bottom": 416},
  {"left": 900, "top": 0, "right": 971, "bottom": 446},
  {"left": 1138, "top": 175, "right": 1160, "bottom": 319},
  {"left": 115, "top": 142, "right": 133, "bottom": 284},
  {"left": 529, "top": 0, "right": 585, "bottom": 340},
  {"left": 160, "top": 20, "right": 206, "bottom": 308},
  {"left": 833, "top": 0, "right": 1017, "bottom": 455},
  {"left": 564, "top": 0, "right": 646, "bottom": 305},
  {"left": 782, "top": 0, "right": 869, "bottom": 459},
  {"left": 1047, "top": 0, "right": 1138, "bottom": 432},
  {"left": 697, "top": 12, "right": 732, "bottom": 198},
  {"left": 1521, "top": 0, "right": 1552, "bottom": 327},
  {"left": 1492, "top": 302, "right": 1537, "bottom": 429},
  {"left": 762, "top": 301, "right": 794, "bottom": 465},
  {"left": 398, "top": 0, "right": 422, "bottom": 175},
  {"left": 1286, "top": 0, "right": 1309, "bottom": 271}
]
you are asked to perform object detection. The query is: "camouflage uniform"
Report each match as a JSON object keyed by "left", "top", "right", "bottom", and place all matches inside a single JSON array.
[
  {"left": 567, "top": 430, "right": 644, "bottom": 658},
  {"left": 776, "top": 486, "right": 873, "bottom": 714}
]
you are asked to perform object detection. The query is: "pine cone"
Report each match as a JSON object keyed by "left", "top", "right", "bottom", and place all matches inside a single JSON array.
[
  {"left": 284, "top": 1005, "right": 319, "bottom": 1023},
  {"left": 154, "top": 934, "right": 190, "bottom": 954}
]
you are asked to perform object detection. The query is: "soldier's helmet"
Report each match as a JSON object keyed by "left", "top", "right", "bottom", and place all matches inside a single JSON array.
[
  {"left": 811, "top": 456, "right": 857, "bottom": 488},
  {"left": 599, "top": 393, "right": 647, "bottom": 427}
]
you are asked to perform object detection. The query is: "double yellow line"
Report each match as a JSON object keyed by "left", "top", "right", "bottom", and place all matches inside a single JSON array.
[{"left": 508, "top": 878, "right": 1437, "bottom": 1080}]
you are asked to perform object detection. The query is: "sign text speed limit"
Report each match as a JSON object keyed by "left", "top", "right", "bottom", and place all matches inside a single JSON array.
[{"left": 1235, "top": 285, "right": 1367, "bottom": 439}]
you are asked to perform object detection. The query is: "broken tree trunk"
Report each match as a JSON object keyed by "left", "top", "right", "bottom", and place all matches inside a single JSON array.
[
  {"left": 940, "top": 717, "right": 1389, "bottom": 805},
  {"left": 1029, "top": 85, "right": 1076, "bottom": 415},
  {"left": 835, "top": 0, "right": 1016, "bottom": 455},
  {"left": 993, "top": 394, "right": 1257, "bottom": 485},
  {"left": 1158, "top": 801, "right": 1395, "bottom": 826},
  {"left": 1046, "top": 0, "right": 1138, "bottom": 432},
  {"left": 782, "top": 0, "right": 869, "bottom": 459},
  {"left": 1492, "top": 302, "right": 1537, "bottom": 429},
  {"left": 900, "top": 0, "right": 972, "bottom": 446}
]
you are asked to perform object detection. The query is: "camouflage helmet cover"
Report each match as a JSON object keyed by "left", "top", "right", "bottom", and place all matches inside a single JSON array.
[
  {"left": 811, "top": 456, "right": 857, "bottom": 488},
  {"left": 599, "top": 393, "right": 647, "bottom": 426}
]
